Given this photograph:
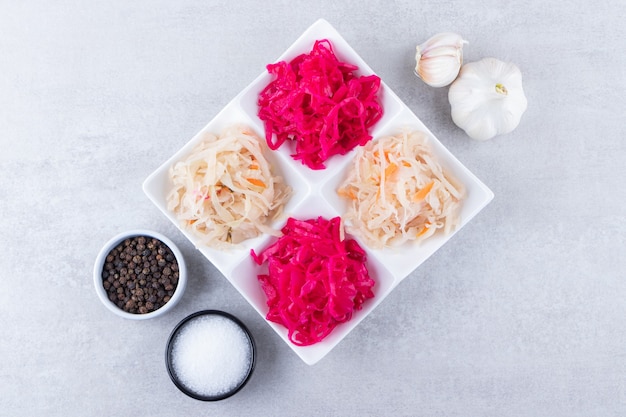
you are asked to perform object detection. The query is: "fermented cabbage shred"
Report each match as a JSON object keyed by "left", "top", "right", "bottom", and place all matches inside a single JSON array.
[
  {"left": 338, "top": 130, "right": 465, "bottom": 248},
  {"left": 258, "top": 39, "right": 383, "bottom": 170},
  {"left": 167, "top": 125, "right": 291, "bottom": 249},
  {"left": 251, "top": 216, "right": 375, "bottom": 346}
]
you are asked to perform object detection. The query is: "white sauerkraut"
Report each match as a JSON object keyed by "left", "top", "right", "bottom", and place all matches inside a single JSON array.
[
  {"left": 338, "top": 130, "right": 464, "bottom": 248},
  {"left": 167, "top": 125, "right": 291, "bottom": 249}
]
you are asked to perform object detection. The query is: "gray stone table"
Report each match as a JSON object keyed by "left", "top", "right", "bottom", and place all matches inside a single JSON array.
[{"left": 1, "top": 1, "right": 625, "bottom": 416}]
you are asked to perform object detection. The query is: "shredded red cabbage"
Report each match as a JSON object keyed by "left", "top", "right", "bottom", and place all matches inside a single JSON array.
[
  {"left": 251, "top": 216, "right": 375, "bottom": 346},
  {"left": 258, "top": 39, "right": 383, "bottom": 170}
]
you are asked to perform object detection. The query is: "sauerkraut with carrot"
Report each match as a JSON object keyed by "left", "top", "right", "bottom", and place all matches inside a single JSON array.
[
  {"left": 338, "top": 130, "right": 465, "bottom": 248},
  {"left": 167, "top": 125, "right": 291, "bottom": 249}
]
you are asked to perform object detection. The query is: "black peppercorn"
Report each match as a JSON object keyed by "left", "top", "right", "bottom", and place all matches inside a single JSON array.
[{"left": 101, "top": 235, "right": 179, "bottom": 314}]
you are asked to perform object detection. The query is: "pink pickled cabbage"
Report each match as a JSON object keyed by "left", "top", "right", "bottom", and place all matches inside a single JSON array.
[
  {"left": 258, "top": 39, "right": 383, "bottom": 170},
  {"left": 251, "top": 216, "right": 375, "bottom": 346}
]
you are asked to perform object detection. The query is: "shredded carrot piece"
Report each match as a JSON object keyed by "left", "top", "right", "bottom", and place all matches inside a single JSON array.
[
  {"left": 337, "top": 188, "right": 357, "bottom": 200},
  {"left": 417, "top": 223, "right": 430, "bottom": 237},
  {"left": 247, "top": 178, "right": 266, "bottom": 188},
  {"left": 373, "top": 150, "right": 391, "bottom": 160},
  {"left": 413, "top": 181, "right": 435, "bottom": 202},
  {"left": 384, "top": 163, "right": 397, "bottom": 178}
]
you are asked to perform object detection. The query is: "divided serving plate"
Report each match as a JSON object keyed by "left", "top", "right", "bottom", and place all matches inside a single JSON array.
[{"left": 143, "top": 18, "right": 494, "bottom": 365}]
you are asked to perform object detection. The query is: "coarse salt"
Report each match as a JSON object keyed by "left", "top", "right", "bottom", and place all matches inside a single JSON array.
[{"left": 170, "top": 314, "right": 253, "bottom": 398}]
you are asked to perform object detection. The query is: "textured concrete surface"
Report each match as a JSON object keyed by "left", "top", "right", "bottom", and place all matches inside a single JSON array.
[{"left": 1, "top": 1, "right": 625, "bottom": 416}]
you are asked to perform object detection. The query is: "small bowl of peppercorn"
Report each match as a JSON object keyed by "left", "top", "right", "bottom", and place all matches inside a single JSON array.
[{"left": 93, "top": 229, "right": 187, "bottom": 320}]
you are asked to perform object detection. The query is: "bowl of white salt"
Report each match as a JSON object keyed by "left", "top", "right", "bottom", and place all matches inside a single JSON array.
[{"left": 165, "top": 310, "right": 256, "bottom": 401}]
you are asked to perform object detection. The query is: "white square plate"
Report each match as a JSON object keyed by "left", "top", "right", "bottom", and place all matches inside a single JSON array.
[{"left": 143, "top": 19, "right": 494, "bottom": 365}]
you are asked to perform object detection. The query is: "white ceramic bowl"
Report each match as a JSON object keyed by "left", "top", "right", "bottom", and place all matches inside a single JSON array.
[
  {"left": 93, "top": 229, "right": 187, "bottom": 319},
  {"left": 143, "top": 19, "right": 493, "bottom": 363}
]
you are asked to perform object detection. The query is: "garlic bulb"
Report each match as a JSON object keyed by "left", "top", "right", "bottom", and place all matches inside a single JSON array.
[
  {"left": 414, "top": 32, "right": 466, "bottom": 88},
  {"left": 448, "top": 57, "right": 528, "bottom": 141}
]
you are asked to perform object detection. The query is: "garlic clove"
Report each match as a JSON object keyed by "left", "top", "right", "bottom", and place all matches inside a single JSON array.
[
  {"left": 415, "top": 32, "right": 467, "bottom": 88},
  {"left": 416, "top": 55, "right": 463, "bottom": 88}
]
